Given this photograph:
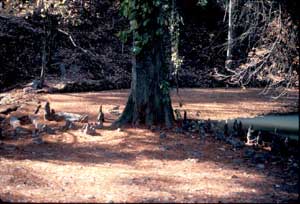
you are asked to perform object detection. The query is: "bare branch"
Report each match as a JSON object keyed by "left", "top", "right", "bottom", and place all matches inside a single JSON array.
[{"left": 57, "top": 28, "right": 97, "bottom": 58}]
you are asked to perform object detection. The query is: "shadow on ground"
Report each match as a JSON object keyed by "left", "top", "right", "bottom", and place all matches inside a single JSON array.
[
  {"left": 0, "top": 88, "right": 298, "bottom": 202},
  {"left": 0, "top": 126, "right": 298, "bottom": 202}
]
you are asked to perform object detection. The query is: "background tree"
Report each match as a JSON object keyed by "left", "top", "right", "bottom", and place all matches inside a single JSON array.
[
  {"left": 214, "top": 0, "right": 299, "bottom": 98},
  {"left": 225, "top": 0, "right": 234, "bottom": 71},
  {"left": 38, "top": 4, "right": 57, "bottom": 88}
]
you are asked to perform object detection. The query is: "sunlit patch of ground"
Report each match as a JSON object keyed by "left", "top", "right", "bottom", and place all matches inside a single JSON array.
[
  {"left": 37, "top": 88, "right": 298, "bottom": 121},
  {"left": 0, "top": 88, "right": 298, "bottom": 202}
]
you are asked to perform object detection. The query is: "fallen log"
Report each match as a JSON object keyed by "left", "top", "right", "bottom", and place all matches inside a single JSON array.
[
  {"left": 29, "top": 116, "right": 55, "bottom": 134},
  {"left": 61, "top": 120, "right": 76, "bottom": 131},
  {"left": 9, "top": 116, "right": 21, "bottom": 129},
  {"left": 56, "top": 112, "right": 89, "bottom": 123},
  {"left": 9, "top": 116, "right": 30, "bottom": 137}
]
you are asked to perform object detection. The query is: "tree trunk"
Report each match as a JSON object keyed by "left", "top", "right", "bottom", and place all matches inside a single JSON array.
[
  {"left": 40, "top": 35, "right": 47, "bottom": 87},
  {"left": 40, "top": 12, "right": 56, "bottom": 88},
  {"left": 36, "top": 0, "right": 44, "bottom": 13},
  {"left": 225, "top": 0, "right": 234, "bottom": 70},
  {"left": 114, "top": 39, "right": 174, "bottom": 128}
]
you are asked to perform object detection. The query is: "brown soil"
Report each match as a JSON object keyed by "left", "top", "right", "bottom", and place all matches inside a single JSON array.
[{"left": 0, "top": 88, "right": 298, "bottom": 203}]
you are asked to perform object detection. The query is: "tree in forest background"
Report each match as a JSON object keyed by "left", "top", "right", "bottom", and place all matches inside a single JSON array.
[
  {"left": 1, "top": 0, "right": 60, "bottom": 88},
  {"left": 225, "top": 0, "right": 234, "bottom": 71},
  {"left": 0, "top": 0, "right": 104, "bottom": 89},
  {"left": 214, "top": 0, "right": 299, "bottom": 98},
  {"left": 33, "top": 0, "right": 98, "bottom": 88},
  {"left": 36, "top": 2, "right": 58, "bottom": 88}
]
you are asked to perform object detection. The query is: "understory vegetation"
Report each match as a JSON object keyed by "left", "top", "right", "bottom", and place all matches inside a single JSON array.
[{"left": 0, "top": 0, "right": 298, "bottom": 94}]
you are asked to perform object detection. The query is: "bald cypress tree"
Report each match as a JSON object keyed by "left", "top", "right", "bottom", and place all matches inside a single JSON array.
[{"left": 114, "top": 0, "right": 175, "bottom": 128}]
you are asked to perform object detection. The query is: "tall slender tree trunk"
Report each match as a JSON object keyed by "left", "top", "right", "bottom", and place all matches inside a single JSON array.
[
  {"left": 114, "top": 39, "right": 174, "bottom": 128},
  {"left": 225, "top": 0, "right": 234, "bottom": 70},
  {"left": 40, "top": 27, "right": 47, "bottom": 87},
  {"left": 36, "top": 0, "right": 44, "bottom": 12},
  {"left": 34, "top": 0, "right": 47, "bottom": 88},
  {"left": 39, "top": 9, "right": 57, "bottom": 88}
]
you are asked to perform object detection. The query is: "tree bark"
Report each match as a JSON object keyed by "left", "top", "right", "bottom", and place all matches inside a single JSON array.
[
  {"left": 40, "top": 12, "right": 57, "bottom": 88},
  {"left": 225, "top": 0, "right": 234, "bottom": 70},
  {"left": 113, "top": 39, "right": 174, "bottom": 128},
  {"left": 40, "top": 32, "right": 47, "bottom": 87}
]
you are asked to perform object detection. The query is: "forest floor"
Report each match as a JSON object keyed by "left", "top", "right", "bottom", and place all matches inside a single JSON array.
[{"left": 0, "top": 88, "right": 299, "bottom": 203}]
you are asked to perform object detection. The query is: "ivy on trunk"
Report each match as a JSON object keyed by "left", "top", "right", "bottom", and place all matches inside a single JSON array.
[{"left": 114, "top": 0, "right": 178, "bottom": 128}]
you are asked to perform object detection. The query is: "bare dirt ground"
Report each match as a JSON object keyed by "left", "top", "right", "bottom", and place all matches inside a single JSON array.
[{"left": 0, "top": 88, "right": 299, "bottom": 203}]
